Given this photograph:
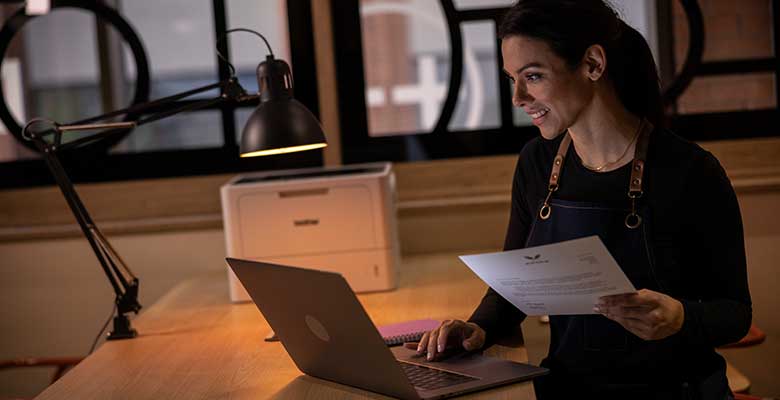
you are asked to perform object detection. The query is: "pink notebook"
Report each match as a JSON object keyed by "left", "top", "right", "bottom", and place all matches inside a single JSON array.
[{"left": 377, "top": 319, "right": 440, "bottom": 346}]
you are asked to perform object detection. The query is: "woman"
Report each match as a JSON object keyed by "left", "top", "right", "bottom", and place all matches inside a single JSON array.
[{"left": 411, "top": 1, "right": 752, "bottom": 398}]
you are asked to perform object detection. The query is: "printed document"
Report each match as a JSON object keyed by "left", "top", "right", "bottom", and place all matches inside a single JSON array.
[{"left": 459, "top": 236, "right": 636, "bottom": 316}]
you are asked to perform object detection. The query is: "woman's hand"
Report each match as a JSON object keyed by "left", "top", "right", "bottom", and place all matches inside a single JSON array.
[
  {"left": 403, "top": 320, "right": 486, "bottom": 361},
  {"left": 595, "top": 289, "right": 685, "bottom": 341}
]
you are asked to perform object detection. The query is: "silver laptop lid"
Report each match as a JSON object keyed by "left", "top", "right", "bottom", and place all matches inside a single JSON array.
[{"left": 226, "top": 257, "right": 420, "bottom": 400}]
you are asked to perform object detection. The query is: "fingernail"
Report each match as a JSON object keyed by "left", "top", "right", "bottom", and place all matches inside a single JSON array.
[
  {"left": 417, "top": 344, "right": 422, "bottom": 352},
  {"left": 438, "top": 344, "right": 443, "bottom": 352},
  {"left": 593, "top": 307, "right": 601, "bottom": 313},
  {"left": 427, "top": 354, "right": 433, "bottom": 361}
]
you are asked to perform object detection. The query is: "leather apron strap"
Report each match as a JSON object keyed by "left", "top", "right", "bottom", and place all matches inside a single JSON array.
[
  {"left": 541, "top": 119, "right": 654, "bottom": 229},
  {"left": 539, "top": 133, "right": 571, "bottom": 220},
  {"left": 625, "top": 119, "right": 653, "bottom": 228}
]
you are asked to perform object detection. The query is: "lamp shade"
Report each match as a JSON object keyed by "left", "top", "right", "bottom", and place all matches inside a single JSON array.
[
  {"left": 240, "top": 55, "right": 327, "bottom": 158},
  {"left": 240, "top": 98, "right": 327, "bottom": 157}
]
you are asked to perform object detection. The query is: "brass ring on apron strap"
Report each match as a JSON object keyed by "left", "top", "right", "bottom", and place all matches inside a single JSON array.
[
  {"left": 540, "top": 185, "right": 556, "bottom": 220},
  {"left": 540, "top": 204, "right": 552, "bottom": 220},
  {"left": 625, "top": 213, "right": 642, "bottom": 229},
  {"left": 625, "top": 190, "right": 643, "bottom": 229},
  {"left": 624, "top": 119, "right": 651, "bottom": 229}
]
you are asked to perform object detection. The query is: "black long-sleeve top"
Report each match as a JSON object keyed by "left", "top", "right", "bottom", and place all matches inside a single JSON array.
[{"left": 468, "top": 127, "right": 752, "bottom": 370}]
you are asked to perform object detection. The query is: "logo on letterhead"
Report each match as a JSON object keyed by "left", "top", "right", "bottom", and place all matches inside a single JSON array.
[{"left": 524, "top": 254, "right": 548, "bottom": 265}]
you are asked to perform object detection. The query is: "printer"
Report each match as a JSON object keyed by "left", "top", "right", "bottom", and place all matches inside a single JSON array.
[{"left": 220, "top": 162, "right": 400, "bottom": 302}]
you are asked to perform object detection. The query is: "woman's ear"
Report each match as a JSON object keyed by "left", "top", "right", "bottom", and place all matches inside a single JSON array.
[{"left": 582, "top": 44, "right": 607, "bottom": 81}]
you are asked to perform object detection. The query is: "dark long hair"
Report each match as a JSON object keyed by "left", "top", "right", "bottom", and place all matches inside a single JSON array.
[{"left": 498, "top": 0, "right": 664, "bottom": 127}]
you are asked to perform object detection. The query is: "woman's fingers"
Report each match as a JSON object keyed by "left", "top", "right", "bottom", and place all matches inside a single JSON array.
[
  {"left": 462, "top": 322, "right": 485, "bottom": 351},
  {"left": 406, "top": 320, "right": 487, "bottom": 361},
  {"left": 437, "top": 320, "right": 454, "bottom": 354},
  {"left": 603, "top": 305, "right": 651, "bottom": 320},
  {"left": 608, "top": 313, "right": 652, "bottom": 340},
  {"left": 598, "top": 289, "right": 662, "bottom": 308},
  {"left": 427, "top": 328, "right": 440, "bottom": 360},
  {"left": 416, "top": 330, "right": 430, "bottom": 354},
  {"left": 596, "top": 289, "right": 685, "bottom": 340}
]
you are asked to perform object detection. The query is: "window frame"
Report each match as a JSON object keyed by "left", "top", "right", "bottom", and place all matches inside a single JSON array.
[
  {"left": 332, "top": 0, "right": 537, "bottom": 164},
  {"left": 658, "top": 0, "right": 780, "bottom": 141}
]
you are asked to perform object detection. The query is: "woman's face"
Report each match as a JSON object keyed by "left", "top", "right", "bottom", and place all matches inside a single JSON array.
[{"left": 501, "top": 35, "right": 594, "bottom": 139}]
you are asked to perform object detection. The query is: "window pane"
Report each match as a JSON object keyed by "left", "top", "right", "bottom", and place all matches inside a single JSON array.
[
  {"left": 610, "top": 0, "right": 660, "bottom": 64},
  {"left": 676, "top": 73, "right": 776, "bottom": 114},
  {"left": 23, "top": 9, "right": 102, "bottom": 124},
  {"left": 361, "top": 0, "right": 505, "bottom": 136},
  {"left": 114, "top": 1, "right": 222, "bottom": 152},
  {"left": 121, "top": 1, "right": 219, "bottom": 99},
  {"left": 0, "top": 8, "right": 101, "bottom": 160},
  {"left": 447, "top": 21, "right": 501, "bottom": 131},
  {"left": 226, "top": 0, "right": 292, "bottom": 96},
  {"left": 112, "top": 110, "right": 223, "bottom": 153},
  {"left": 0, "top": 56, "right": 38, "bottom": 162},
  {"left": 673, "top": 0, "right": 773, "bottom": 66},
  {"left": 361, "top": 0, "right": 450, "bottom": 137}
]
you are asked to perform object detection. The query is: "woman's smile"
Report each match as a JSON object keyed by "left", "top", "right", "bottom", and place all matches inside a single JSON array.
[{"left": 527, "top": 107, "right": 550, "bottom": 125}]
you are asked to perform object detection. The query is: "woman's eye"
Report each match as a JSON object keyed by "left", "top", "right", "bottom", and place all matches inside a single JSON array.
[{"left": 525, "top": 73, "right": 541, "bottom": 82}]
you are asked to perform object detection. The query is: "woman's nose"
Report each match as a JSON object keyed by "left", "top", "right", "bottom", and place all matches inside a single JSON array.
[{"left": 512, "top": 83, "right": 533, "bottom": 107}]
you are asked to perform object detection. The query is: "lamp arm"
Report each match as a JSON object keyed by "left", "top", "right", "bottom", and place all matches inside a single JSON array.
[
  {"left": 32, "top": 78, "right": 256, "bottom": 152},
  {"left": 27, "top": 131, "right": 141, "bottom": 339},
  {"left": 21, "top": 77, "right": 256, "bottom": 341},
  {"left": 58, "top": 97, "right": 223, "bottom": 151},
  {"left": 67, "top": 80, "right": 224, "bottom": 128}
]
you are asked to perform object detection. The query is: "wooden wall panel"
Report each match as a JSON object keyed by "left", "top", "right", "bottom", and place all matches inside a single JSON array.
[{"left": 0, "top": 137, "right": 778, "bottom": 251}]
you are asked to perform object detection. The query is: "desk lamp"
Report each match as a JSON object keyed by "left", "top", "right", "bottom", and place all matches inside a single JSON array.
[{"left": 20, "top": 28, "right": 327, "bottom": 340}]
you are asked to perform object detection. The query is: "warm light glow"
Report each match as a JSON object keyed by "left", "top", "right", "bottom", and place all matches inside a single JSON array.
[{"left": 240, "top": 143, "right": 327, "bottom": 158}]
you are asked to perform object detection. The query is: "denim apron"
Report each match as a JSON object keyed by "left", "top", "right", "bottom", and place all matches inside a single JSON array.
[{"left": 527, "top": 121, "right": 732, "bottom": 400}]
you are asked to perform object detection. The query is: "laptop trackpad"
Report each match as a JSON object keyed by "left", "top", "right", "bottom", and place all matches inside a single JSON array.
[
  {"left": 392, "top": 346, "right": 548, "bottom": 383},
  {"left": 394, "top": 346, "right": 510, "bottom": 375}
]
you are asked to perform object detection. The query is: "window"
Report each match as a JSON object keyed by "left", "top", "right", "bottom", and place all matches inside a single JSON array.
[
  {"left": 660, "top": 0, "right": 779, "bottom": 140},
  {"left": 0, "top": 0, "right": 323, "bottom": 188},
  {"left": 332, "top": 0, "right": 779, "bottom": 165},
  {"left": 332, "top": 0, "right": 670, "bottom": 164}
]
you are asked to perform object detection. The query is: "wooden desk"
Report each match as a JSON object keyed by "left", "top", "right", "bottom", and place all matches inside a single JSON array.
[{"left": 36, "top": 253, "right": 535, "bottom": 399}]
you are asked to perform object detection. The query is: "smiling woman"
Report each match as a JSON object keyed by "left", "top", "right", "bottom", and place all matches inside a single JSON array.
[{"left": 415, "top": 1, "right": 752, "bottom": 399}]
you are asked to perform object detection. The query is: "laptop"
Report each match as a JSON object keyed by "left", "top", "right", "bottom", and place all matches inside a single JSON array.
[{"left": 226, "top": 257, "right": 548, "bottom": 400}]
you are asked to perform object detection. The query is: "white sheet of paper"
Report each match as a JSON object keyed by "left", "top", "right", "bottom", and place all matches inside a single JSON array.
[{"left": 459, "top": 235, "right": 636, "bottom": 316}]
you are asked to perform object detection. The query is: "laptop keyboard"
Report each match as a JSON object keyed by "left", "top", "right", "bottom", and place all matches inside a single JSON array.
[{"left": 399, "top": 361, "right": 478, "bottom": 391}]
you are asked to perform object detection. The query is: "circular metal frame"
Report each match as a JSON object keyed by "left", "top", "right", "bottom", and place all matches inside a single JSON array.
[
  {"left": 539, "top": 204, "right": 551, "bottom": 220},
  {"left": 662, "top": 0, "right": 705, "bottom": 105},
  {"left": 625, "top": 213, "right": 642, "bottom": 229},
  {"left": 0, "top": 1, "right": 150, "bottom": 154},
  {"left": 435, "top": 0, "right": 461, "bottom": 134}
]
